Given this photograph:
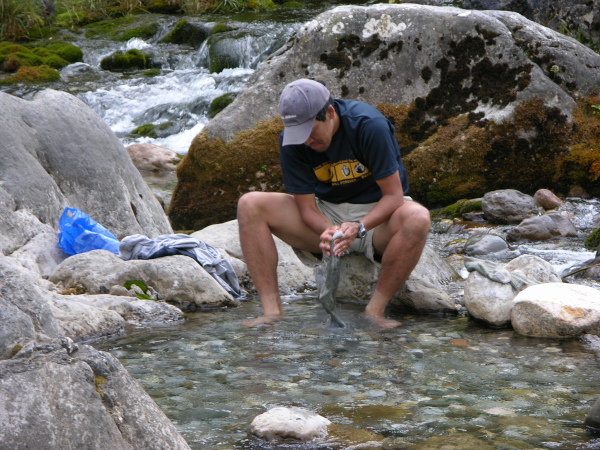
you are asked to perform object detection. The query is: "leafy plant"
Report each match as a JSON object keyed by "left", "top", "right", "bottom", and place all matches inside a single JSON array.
[{"left": 592, "top": 105, "right": 600, "bottom": 115}]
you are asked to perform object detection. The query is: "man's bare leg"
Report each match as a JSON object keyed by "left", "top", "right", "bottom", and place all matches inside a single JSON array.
[
  {"left": 365, "top": 201, "right": 431, "bottom": 328},
  {"left": 237, "top": 192, "right": 321, "bottom": 326}
]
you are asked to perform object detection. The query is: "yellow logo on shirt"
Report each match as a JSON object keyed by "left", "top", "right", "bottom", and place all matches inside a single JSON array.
[{"left": 314, "top": 159, "right": 371, "bottom": 185}]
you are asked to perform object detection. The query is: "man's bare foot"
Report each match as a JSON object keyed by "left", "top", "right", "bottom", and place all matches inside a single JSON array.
[
  {"left": 362, "top": 313, "right": 402, "bottom": 329},
  {"left": 242, "top": 314, "right": 285, "bottom": 327}
]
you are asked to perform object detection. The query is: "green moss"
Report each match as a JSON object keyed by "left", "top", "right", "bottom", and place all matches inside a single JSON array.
[
  {"left": 162, "top": 19, "right": 209, "bottom": 46},
  {"left": 10, "top": 344, "right": 23, "bottom": 358},
  {"left": 0, "top": 65, "right": 60, "bottom": 84},
  {"left": 142, "top": 68, "right": 161, "bottom": 77},
  {"left": 136, "top": 293, "right": 153, "bottom": 300},
  {"left": 131, "top": 123, "right": 157, "bottom": 138},
  {"left": 83, "top": 15, "right": 139, "bottom": 39},
  {"left": 431, "top": 198, "right": 483, "bottom": 219},
  {"left": 124, "top": 280, "right": 148, "bottom": 293},
  {"left": 119, "top": 22, "right": 160, "bottom": 41},
  {"left": 0, "top": 41, "right": 82, "bottom": 72},
  {"left": 427, "top": 175, "right": 486, "bottom": 207},
  {"left": 208, "top": 93, "right": 234, "bottom": 118},
  {"left": 95, "top": 375, "right": 108, "bottom": 398},
  {"left": 585, "top": 228, "right": 600, "bottom": 250},
  {"left": 46, "top": 42, "right": 84, "bottom": 63},
  {"left": 100, "top": 49, "right": 150, "bottom": 72},
  {"left": 211, "top": 21, "right": 237, "bottom": 35},
  {"left": 41, "top": 54, "right": 68, "bottom": 69},
  {"left": 282, "top": 1, "right": 303, "bottom": 7},
  {"left": 168, "top": 117, "right": 285, "bottom": 230}
]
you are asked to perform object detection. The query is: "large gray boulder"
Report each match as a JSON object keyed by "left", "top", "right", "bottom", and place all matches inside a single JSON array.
[
  {"left": 0, "top": 343, "right": 190, "bottom": 449},
  {"left": 0, "top": 87, "right": 190, "bottom": 448},
  {"left": 49, "top": 250, "right": 239, "bottom": 311},
  {"left": 0, "top": 89, "right": 172, "bottom": 263},
  {"left": 205, "top": 4, "right": 596, "bottom": 143},
  {"left": 169, "top": 4, "right": 600, "bottom": 229}
]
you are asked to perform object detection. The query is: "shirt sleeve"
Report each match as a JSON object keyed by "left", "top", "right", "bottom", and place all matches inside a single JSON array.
[
  {"left": 355, "top": 116, "right": 400, "bottom": 181},
  {"left": 279, "top": 135, "right": 317, "bottom": 195}
]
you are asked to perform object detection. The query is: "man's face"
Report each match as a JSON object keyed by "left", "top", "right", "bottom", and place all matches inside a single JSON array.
[{"left": 304, "top": 106, "right": 336, "bottom": 152}]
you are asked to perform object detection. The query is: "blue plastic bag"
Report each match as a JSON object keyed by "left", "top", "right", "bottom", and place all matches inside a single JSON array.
[{"left": 58, "top": 207, "right": 120, "bottom": 255}]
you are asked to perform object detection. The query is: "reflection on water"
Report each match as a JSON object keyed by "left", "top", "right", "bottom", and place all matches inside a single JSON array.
[{"left": 97, "top": 295, "right": 600, "bottom": 449}]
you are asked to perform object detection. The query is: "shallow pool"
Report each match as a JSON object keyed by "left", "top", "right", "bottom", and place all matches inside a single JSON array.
[{"left": 98, "top": 295, "right": 600, "bottom": 449}]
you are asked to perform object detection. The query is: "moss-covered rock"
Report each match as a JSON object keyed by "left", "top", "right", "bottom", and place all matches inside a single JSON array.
[
  {"left": 168, "top": 118, "right": 285, "bottom": 230},
  {"left": 211, "top": 21, "right": 238, "bottom": 35},
  {"left": 585, "top": 228, "right": 600, "bottom": 251},
  {"left": 431, "top": 198, "right": 483, "bottom": 220},
  {"left": 131, "top": 124, "right": 157, "bottom": 138},
  {"left": 0, "top": 65, "right": 60, "bottom": 84},
  {"left": 0, "top": 41, "right": 82, "bottom": 72},
  {"left": 402, "top": 97, "right": 575, "bottom": 207},
  {"left": 161, "top": 19, "right": 210, "bottom": 47},
  {"left": 208, "top": 93, "right": 235, "bottom": 118},
  {"left": 119, "top": 22, "right": 160, "bottom": 41},
  {"left": 45, "top": 42, "right": 84, "bottom": 63},
  {"left": 142, "top": 68, "right": 161, "bottom": 77},
  {"left": 82, "top": 15, "right": 160, "bottom": 41},
  {"left": 100, "top": 49, "right": 151, "bottom": 72}
]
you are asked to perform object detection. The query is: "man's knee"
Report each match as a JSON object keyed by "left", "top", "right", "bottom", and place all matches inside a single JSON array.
[{"left": 238, "top": 191, "right": 269, "bottom": 221}]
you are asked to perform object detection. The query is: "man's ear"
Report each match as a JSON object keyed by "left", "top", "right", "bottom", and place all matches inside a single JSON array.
[{"left": 327, "top": 104, "right": 336, "bottom": 119}]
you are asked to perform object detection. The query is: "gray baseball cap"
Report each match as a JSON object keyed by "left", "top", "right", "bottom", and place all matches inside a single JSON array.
[{"left": 278, "top": 79, "right": 330, "bottom": 146}]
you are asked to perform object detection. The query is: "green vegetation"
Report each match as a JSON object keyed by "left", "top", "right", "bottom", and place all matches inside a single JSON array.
[
  {"left": 208, "top": 92, "right": 234, "bottom": 118},
  {"left": 585, "top": 228, "right": 600, "bottom": 250},
  {"left": 131, "top": 123, "right": 157, "bottom": 137},
  {"left": 123, "top": 279, "right": 153, "bottom": 300},
  {"left": 161, "top": 19, "right": 209, "bottom": 46},
  {"left": 0, "top": 64, "right": 61, "bottom": 84},
  {"left": 124, "top": 279, "right": 148, "bottom": 292},
  {"left": 0, "top": 0, "right": 279, "bottom": 41},
  {"left": 0, "top": 0, "right": 45, "bottom": 41},
  {"left": 211, "top": 20, "right": 237, "bottom": 35},
  {"left": 142, "top": 67, "right": 161, "bottom": 76},
  {"left": 0, "top": 41, "right": 82, "bottom": 72},
  {"left": 431, "top": 198, "right": 483, "bottom": 220},
  {"left": 100, "top": 48, "right": 150, "bottom": 71}
]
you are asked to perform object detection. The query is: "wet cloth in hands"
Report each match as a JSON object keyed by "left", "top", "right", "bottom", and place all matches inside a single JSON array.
[{"left": 119, "top": 234, "right": 243, "bottom": 299}]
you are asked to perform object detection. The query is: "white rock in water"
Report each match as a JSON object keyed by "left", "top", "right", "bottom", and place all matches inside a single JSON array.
[{"left": 250, "top": 406, "right": 331, "bottom": 442}]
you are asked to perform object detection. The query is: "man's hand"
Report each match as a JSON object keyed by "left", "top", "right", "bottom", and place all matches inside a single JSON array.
[
  {"left": 319, "top": 226, "right": 339, "bottom": 256},
  {"left": 320, "top": 222, "right": 362, "bottom": 257}
]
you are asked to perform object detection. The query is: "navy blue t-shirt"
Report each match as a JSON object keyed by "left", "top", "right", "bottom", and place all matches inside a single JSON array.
[{"left": 280, "top": 99, "right": 409, "bottom": 204}]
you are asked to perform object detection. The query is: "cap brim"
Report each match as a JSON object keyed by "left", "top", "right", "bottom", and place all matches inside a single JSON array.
[{"left": 281, "top": 118, "right": 315, "bottom": 146}]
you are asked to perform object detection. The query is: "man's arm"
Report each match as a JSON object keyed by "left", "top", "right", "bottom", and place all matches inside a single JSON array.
[
  {"left": 293, "top": 193, "right": 340, "bottom": 255},
  {"left": 359, "top": 171, "right": 405, "bottom": 231}
]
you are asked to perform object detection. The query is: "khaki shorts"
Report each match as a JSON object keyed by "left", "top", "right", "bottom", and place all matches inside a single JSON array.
[{"left": 316, "top": 197, "right": 413, "bottom": 262}]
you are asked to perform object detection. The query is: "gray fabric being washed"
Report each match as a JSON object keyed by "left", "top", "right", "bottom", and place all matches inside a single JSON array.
[
  {"left": 120, "top": 234, "right": 243, "bottom": 299},
  {"left": 315, "top": 230, "right": 346, "bottom": 328}
]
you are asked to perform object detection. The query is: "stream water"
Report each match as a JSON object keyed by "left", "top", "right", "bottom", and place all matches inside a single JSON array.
[
  {"left": 97, "top": 294, "right": 600, "bottom": 449},
  {"left": 3, "top": 2, "right": 600, "bottom": 448},
  {"left": 94, "top": 198, "right": 600, "bottom": 449}
]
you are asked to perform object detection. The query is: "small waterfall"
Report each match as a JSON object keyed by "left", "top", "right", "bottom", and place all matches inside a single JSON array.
[{"left": 67, "top": 16, "right": 301, "bottom": 155}]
